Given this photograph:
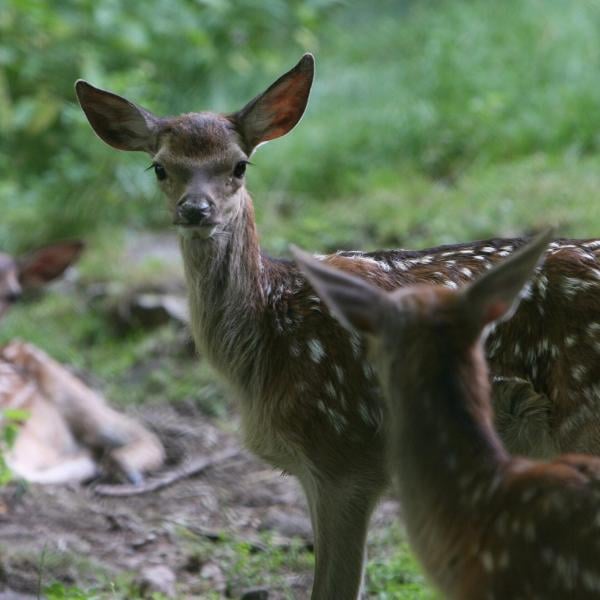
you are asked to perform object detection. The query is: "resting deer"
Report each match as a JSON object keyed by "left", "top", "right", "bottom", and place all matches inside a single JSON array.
[
  {"left": 76, "top": 55, "right": 600, "bottom": 597},
  {"left": 0, "top": 242, "right": 164, "bottom": 483},
  {"left": 294, "top": 231, "right": 600, "bottom": 598}
]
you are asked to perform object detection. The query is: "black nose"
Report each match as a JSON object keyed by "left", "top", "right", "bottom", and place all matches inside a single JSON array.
[{"left": 177, "top": 195, "right": 213, "bottom": 226}]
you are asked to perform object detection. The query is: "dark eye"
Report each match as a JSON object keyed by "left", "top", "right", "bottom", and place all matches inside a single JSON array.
[
  {"left": 153, "top": 163, "right": 167, "bottom": 181},
  {"left": 233, "top": 161, "right": 248, "bottom": 179}
]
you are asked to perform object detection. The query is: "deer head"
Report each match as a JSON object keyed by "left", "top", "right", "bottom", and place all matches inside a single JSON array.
[
  {"left": 75, "top": 55, "right": 314, "bottom": 241},
  {"left": 0, "top": 241, "right": 84, "bottom": 321}
]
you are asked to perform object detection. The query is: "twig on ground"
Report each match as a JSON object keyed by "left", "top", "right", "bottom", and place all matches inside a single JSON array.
[{"left": 93, "top": 446, "right": 240, "bottom": 497}]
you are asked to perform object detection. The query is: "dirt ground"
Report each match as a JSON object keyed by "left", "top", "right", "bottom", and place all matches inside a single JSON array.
[{"left": 0, "top": 401, "right": 399, "bottom": 599}]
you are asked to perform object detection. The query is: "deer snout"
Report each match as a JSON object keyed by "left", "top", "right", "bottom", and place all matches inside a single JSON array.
[{"left": 175, "top": 195, "right": 215, "bottom": 227}]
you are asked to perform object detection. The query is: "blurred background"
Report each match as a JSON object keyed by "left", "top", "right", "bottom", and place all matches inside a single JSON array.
[{"left": 2, "top": 0, "right": 600, "bottom": 597}]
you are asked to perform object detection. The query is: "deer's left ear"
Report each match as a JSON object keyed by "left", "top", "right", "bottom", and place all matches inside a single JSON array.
[
  {"left": 18, "top": 241, "right": 84, "bottom": 289},
  {"left": 231, "top": 54, "right": 314, "bottom": 155},
  {"left": 291, "top": 245, "right": 387, "bottom": 335}
]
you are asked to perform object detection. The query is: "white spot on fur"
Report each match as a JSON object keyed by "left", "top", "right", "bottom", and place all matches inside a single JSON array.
[
  {"left": 324, "top": 381, "right": 337, "bottom": 399},
  {"left": 308, "top": 339, "right": 325, "bottom": 363},
  {"left": 481, "top": 551, "right": 495, "bottom": 573},
  {"left": 358, "top": 402, "right": 376, "bottom": 426},
  {"left": 572, "top": 365, "right": 587, "bottom": 382},
  {"left": 349, "top": 332, "right": 363, "bottom": 358},
  {"left": 562, "top": 276, "right": 594, "bottom": 299},
  {"left": 392, "top": 259, "right": 408, "bottom": 271}
]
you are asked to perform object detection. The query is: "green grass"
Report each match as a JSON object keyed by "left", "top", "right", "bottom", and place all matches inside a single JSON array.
[
  {"left": 250, "top": 0, "right": 600, "bottom": 199},
  {"left": 366, "top": 524, "right": 438, "bottom": 599}
]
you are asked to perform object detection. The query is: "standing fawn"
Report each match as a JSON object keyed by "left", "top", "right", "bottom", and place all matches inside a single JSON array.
[
  {"left": 294, "top": 231, "right": 600, "bottom": 599},
  {"left": 76, "top": 55, "right": 600, "bottom": 597},
  {"left": 0, "top": 242, "right": 164, "bottom": 483}
]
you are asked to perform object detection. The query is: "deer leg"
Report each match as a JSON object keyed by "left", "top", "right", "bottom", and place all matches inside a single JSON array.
[
  {"left": 491, "top": 375, "right": 558, "bottom": 459},
  {"left": 303, "top": 476, "right": 377, "bottom": 600}
]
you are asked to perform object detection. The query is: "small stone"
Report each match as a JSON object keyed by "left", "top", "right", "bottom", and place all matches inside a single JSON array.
[
  {"left": 200, "top": 562, "right": 226, "bottom": 593},
  {"left": 137, "top": 565, "right": 176, "bottom": 598}
]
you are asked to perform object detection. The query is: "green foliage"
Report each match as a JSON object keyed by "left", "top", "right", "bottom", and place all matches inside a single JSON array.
[
  {"left": 253, "top": 0, "right": 600, "bottom": 199},
  {"left": 5, "top": 0, "right": 600, "bottom": 250},
  {"left": 0, "top": 407, "right": 29, "bottom": 485},
  {"left": 367, "top": 543, "right": 437, "bottom": 599},
  {"left": 0, "top": 0, "right": 338, "bottom": 252},
  {"left": 44, "top": 583, "right": 92, "bottom": 600},
  {"left": 366, "top": 524, "right": 438, "bottom": 599}
]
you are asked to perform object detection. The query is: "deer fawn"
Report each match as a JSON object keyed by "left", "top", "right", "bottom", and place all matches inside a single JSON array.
[
  {"left": 0, "top": 242, "right": 164, "bottom": 483},
  {"left": 76, "top": 55, "right": 600, "bottom": 597},
  {"left": 294, "top": 231, "right": 600, "bottom": 599}
]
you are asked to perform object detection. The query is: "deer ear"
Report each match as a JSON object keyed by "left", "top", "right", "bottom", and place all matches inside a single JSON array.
[
  {"left": 291, "top": 245, "right": 386, "bottom": 335},
  {"left": 231, "top": 54, "right": 314, "bottom": 155},
  {"left": 462, "top": 229, "right": 553, "bottom": 331},
  {"left": 75, "top": 80, "right": 159, "bottom": 152},
  {"left": 18, "top": 241, "right": 84, "bottom": 289}
]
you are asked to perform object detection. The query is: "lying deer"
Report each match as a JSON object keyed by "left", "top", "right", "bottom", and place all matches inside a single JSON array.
[
  {"left": 76, "top": 55, "right": 600, "bottom": 597},
  {"left": 293, "top": 231, "right": 600, "bottom": 598},
  {"left": 0, "top": 242, "right": 164, "bottom": 484}
]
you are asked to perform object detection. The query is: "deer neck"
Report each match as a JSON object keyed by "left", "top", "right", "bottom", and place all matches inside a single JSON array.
[
  {"left": 179, "top": 190, "right": 266, "bottom": 384},
  {"left": 388, "top": 343, "right": 509, "bottom": 561}
]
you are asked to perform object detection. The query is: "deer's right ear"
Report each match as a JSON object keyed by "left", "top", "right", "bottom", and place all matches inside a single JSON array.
[
  {"left": 75, "top": 80, "right": 159, "bottom": 152},
  {"left": 291, "top": 246, "right": 386, "bottom": 335},
  {"left": 19, "top": 241, "right": 84, "bottom": 289},
  {"left": 462, "top": 229, "right": 553, "bottom": 331},
  {"left": 231, "top": 53, "right": 314, "bottom": 155}
]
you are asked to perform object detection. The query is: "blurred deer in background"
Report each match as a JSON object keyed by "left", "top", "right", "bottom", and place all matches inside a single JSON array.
[
  {"left": 294, "top": 231, "right": 600, "bottom": 599},
  {"left": 0, "top": 241, "right": 164, "bottom": 484},
  {"left": 77, "top": 54, "right": 600, "bottom": 597}
]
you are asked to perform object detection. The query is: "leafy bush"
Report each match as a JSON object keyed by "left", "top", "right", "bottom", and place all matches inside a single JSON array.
[
  {"left": 0, "top": 0, "right": 337, "bottom": 252},
  {"left": 5, "top": 0, "right": 600, "bottom": 249}
]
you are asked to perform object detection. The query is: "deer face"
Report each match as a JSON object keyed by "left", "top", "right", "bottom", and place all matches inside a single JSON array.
[
  {"left": 148, "top": 113, "right": 249, "bottom": 239},
  {"left": 75, "top": 54, "right": 314, "bottom": 240}
]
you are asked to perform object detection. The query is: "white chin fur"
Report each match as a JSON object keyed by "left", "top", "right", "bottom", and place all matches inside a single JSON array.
[{"left": 176, "top": 226, "right": 215, "bottom": 240}]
